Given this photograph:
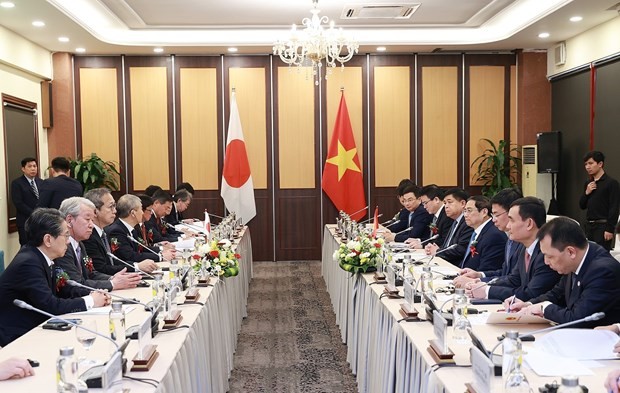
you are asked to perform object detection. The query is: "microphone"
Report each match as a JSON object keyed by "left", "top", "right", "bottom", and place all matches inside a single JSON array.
[
  {"left": 392, "top": 226, "right": 412, "bottom": 237},
  {"left": 358, "top": 214, "right": 383, "bottom": 225},
  {"left": 106, "top": 252, "right": 156, "bottom": 279},
  {"left": 419, "top": 234, "right": 439, "bottom": 246},
  {"left": 207, "top": 212, "right": 225, "bottom": 220},
  {"left": 127, "top": 235, "right": 169, "bottom": 261},
  {"left": 164, "top": 222, "right": 178, "bottom": 231},
  {"left": 425, "top": 244, "right": 458, "bottom": 267},
  {"left": 384, "top": 219, "right": 401, "bottom": 229},
  {"left": 13, "top": 299, "right": 119, "bottom": 350},
  {"left": 514, "top": 312, "right": 605, "bottom": 341},
  {"left": 67, "top": 280, "right": 146, "bottom": 308},
  {"left": 348, "top": 205, "right": 369, "bottom": 220},
  {"left": 178, "top": 222, "right": 208, "bottom": 235}
]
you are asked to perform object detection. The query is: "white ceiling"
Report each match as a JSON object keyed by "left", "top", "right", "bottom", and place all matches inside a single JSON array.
[{"left": 0, "top": 0, "right": 618, "bottom": 55}]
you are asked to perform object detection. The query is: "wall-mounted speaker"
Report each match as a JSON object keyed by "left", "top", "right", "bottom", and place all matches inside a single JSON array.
[
  {"left": 537, "top": 131, "right": 561, "bottom": 173},
  {"left": 40, "top": 80, "right": 53, "bottom": 128}
]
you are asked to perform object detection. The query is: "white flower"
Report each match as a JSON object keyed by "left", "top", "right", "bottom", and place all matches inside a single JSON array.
[
  {"left": 346, "top": 252, "right": 357, "bottom": 259},
  {"left": 214, "top": 265, "right": 221, "bottom": 272},
  {"left": 360, "top": 252, "right": 371, "bottom": 259}
]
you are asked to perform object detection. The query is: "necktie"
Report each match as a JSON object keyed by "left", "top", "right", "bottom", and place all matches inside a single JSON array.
[
  {"left": 443, "top": 219, "right": 459, "bottom": 248},
  {"left": 30, "top": 179, "right": 39, "bottom": 199},
  {"left": 461, "top": 231, "right": 477, "bottom": 268},
  {"left": 101, "top": 231, "right": 112, "bottom": 255},
  {"left": 141, "top": 224, "right": 149, "bottom": 245},
  {"left": 524, "top": 250, "right": 531, "bottom": 272},
  {"left": 408, "top": 212, "right": 414, "bottom": 227},
  {"left": 74, "top": 245, "right": 82, "bottom": 273},
  {"left": 502, "top": 239, "right": 514, "bottom": 275}
]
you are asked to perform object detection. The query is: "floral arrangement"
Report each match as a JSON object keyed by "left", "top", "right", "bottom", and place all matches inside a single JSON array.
[
  {"left": 83, "top": 256, "right": 94, "bottom": 273},
  {"left": 54, "top": 268, "right": 69, "bottom": 292},
  {"left": 192, "top": 238, "right": 240, "bottom": 278},
  {"left": 333, "top": 236, "right": 385, "bottom": 274},
  {"left": 470, "top": 240, "right": 479, "bottom": 257},
  {"left": 110, "top": 238, "right": 119, "bottom": 253},
  {"left": 429, "top": 222, "right": 438, "bottom": 235}
]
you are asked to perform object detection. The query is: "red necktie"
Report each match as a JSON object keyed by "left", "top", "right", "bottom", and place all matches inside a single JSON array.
[
  {"left": 524, "top": 251, "right": 531, "bottom": 272},
  {"left": 141, "top": 224, "right": 148, "bottom": 245}
]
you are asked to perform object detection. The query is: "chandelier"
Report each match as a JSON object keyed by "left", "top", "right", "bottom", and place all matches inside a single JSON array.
[{"left": 273, "top": 0, "right": 359, "bottom": 84}]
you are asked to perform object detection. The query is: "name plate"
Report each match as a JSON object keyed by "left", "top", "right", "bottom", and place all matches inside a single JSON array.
[
  {"left": 433, "top": 310, "right": 448, "bottom": 354},
  {"left": 102, "top": 351, "right": 123, "bottom": 393},
  {"left": 470, "top": 346, "right": 493, "bottom": 393},
  {"left": 137, "top": 315, "right": 152, "bottom": 359},
  {"left": 386, "top": 265, "right": 396, "bottom": 291},
  {"left": 403, "top": 278, "right": 415, "bottom": 308}
]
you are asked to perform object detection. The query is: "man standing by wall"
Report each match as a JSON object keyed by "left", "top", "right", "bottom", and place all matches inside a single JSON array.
[
  {"left": 10, "top": 157, "right": 42, "bottom": 245},
  {"left": 579, "top": 151, "right": 620, "bottom": 250}
]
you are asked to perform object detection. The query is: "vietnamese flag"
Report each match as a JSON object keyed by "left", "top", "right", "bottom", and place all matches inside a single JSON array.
[{"left": 322, "top": 92, "right": 366, "bottom": 221}]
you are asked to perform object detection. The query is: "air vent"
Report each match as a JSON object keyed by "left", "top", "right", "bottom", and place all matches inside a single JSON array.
[
  {"left": 553, "top": 42, "right": 566, "bottom": 66},
  {"left": 341, "top": 3, "right": 421, "bottom": 19},
  {"left": 523, "top": 146, "right": 536, "bottom": 165}
]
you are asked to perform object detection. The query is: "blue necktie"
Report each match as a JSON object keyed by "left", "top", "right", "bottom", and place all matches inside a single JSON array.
[
  {"left": 502, "top": 239, "right": 514, "bottom": 275},
  {"left": 443, "top": 219, "right": 459, "bottom": 248},
  {"left": 461, "top": 231, "right": 477, "bottom": 268},
  {"left": 407, "top": 212, "right": 413, "bottom": 227}
]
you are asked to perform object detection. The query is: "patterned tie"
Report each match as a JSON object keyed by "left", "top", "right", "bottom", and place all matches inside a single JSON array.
[
  {"left": 502, "top": 239, "right": 514, "bottom": 275},
  {"left": 443, "top": 219, "right": 459, "bottom": 248},
  {"left": 524, "top": 250, "right": 531, "bottom": 273},
  {"left": 74, "top": 245, "right": 82, "bottom": 273},
  {"left": 30, "top": 179, "right": 39, "bottom": 199},
  {"left": 461, "top": 231, "right": 477, "bottom": 268},
  {"left": 141, "top": 224, "right": 149, "bottom": 245}
]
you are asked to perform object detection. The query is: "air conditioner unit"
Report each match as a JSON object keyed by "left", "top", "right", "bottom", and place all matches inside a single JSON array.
[{"left": 522, "top": 145, "right": 552, "bottom": 209}]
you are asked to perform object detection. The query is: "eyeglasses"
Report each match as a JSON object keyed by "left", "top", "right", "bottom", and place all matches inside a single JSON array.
[
  {"left": 491, "top": 211, "right": 507, "bottom": 219},
  {"left": 420, "top": 199, "right": 430, "bottom": 207}
]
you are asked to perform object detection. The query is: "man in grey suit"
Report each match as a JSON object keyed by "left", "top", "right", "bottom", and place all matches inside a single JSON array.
[{"left": 54, "top": 197, "right": 141, "bottom": 298}]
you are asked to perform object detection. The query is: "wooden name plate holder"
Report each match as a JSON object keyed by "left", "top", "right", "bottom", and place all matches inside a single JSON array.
[
  {"left": 373, "top": 272, "right": 386, "bottom": 282},
  {"left": 130, "top": 344, "right": 159, "bottom": 372},
  {"left": 427, "top": 339, "right": 455, "bottom": 364},
  {"left": 184, "top": 287, "right": 200, "bottom": 301},
  {"left": 383, "top": 285, "right": 400, "bottom": 298},
  {"left": 162, "top": 309, "right": 183, "bottom": 329},
  {"left": 399, "top": 303, "right": 419, "bottom": 320},
  {"left": 197, "top": 276, "right": 211, "bottom": 287}
]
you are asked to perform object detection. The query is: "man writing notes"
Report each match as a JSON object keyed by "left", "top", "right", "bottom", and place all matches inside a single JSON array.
[
  {"left": 579, "top": 150, "right": 619, "bottom": 250},
  {"left": 507, "top": 217, "right": 620, "bottom": 327},
  {"left": 425, "top": 188, "right": 474, "bottom": 266},
  {"left": 458, "top": 195, "right": 506, "bottom": 272},
  {"left": 454, "top": 188, "right": 523, "bottom": 287},
  {"left": 466, "top": 197, "right": 561, "bottom": 301},
  {"left": 10, "top": 157, "right": 43, "bottom": 245},
  {"left": 0, "top": 209, "right": 108, "bottom": 346},
  {"left": 383, "top": 184, "right": 432, "bottom": 243},
  {"left": 408, "top": 185, "right": 454, "bottom": 249}
]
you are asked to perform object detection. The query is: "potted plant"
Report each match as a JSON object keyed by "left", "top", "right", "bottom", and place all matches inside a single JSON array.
[
  {"left": 69, "top": 153, "right": 121, "bottom": 192},
  {"left": 471, "top": 139, "right": 521, "bottom": 197}
]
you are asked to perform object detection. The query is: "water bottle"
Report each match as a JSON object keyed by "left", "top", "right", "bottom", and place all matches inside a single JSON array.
[
  {"left": 502, "top": 331, "right": 519, "bottom": 378},
  {"left": 56, "top": 346, "right": 83, "bottom": 392},
  {"left": 452, "top": 288, "right": 471, "bottom": 344},
  {"left": 420, "top": 266, "right": 434, "bottom": 304},
  {"left": 504, "top": 338, "right": 530, "bottom": 392},
  {"left": 109, "top": 301, "right": 126, "bottom": 351},
  {"left": 557, "top": 375, "right": 583, "bottom": 393}
]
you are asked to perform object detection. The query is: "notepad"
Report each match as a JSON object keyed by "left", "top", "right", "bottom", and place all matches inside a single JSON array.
[{"left": 485, "top": 311, "right": 551, "bottom": 325}]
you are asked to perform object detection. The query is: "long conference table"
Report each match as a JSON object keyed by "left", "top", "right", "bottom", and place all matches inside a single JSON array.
[
  {"left": 0, "top": 227, "right": 253, "bottom": 392},
  {"left": 322, "top": 225, "right": 620, "bottom": 392}
]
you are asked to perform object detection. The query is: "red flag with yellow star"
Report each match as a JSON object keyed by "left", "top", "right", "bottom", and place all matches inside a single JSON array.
[{"left": 322, "top": 92, "right": 366, "bottom": 221}]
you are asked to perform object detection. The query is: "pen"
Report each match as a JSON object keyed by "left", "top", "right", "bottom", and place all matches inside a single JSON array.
[{"left": 507, "top": 296, "right": 516, "bottom": 313}]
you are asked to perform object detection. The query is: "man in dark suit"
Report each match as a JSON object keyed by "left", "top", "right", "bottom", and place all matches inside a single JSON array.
[
  {"left": 409, "top": 184, "right": 454, "bottom": 248},
  {"left": 425, "top": 188, "right": 474, "bottom": 266},
  {"left": 508, "top": 217, "right": 620, "bottom": 328},
  {"left": 10, "top": 157, "right": 43, "bottom": 245},
  {"left": 382, "top": 179, "right": 415, "bottom": 233},
  {"left": 384, "top": 184, "right": 432, "bottom": 243},
  {"left": 84, "top": 189, "right": 158, "bottom": 275},
  {"left": 38, "top": 156, "right": 83, "bottom": 209},
  {"left": 106, "top": 194, "right": 174, "bottom": 264},
  {"left": 54, "top": 197, "right": 142, "bottom": 298},
  {"left": 165, "top": 189, "right": 192, "bottom": 226},
  {"left": 0, "top": 209, "right": 108, "bottom": 347},
  {"left": 455, "top": 187, "right": 523, "bottom": 287},
  {"left": 145, "top": 190, "right": 183, "bottom": 243},
  {"left": 467, "top": 197, "right": 561, "bottom": 301},
  {"left": 459, "top": 195, "right": 506, "bottom": 272}
]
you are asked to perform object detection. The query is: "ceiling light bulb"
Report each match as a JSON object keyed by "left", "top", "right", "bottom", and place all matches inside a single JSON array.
[
  {"left": 75, "top": 47, "right": 86, "bottom": 53},
  {"left": 0, "top": 2, "right": 15, "bottom": 8},
  {"left": 58, "top": 37, "right": 70, "bottom": 43},
  {"left": 228, "top": 47, "right": 238, "bottom": 53},
  {"left": 32, "top": 21, "right": 45, "bottom": 27},
  {"left": 538, "top": 32, "right": 550, "bottom": 39},
  {"left": 153, "top": 47, "right": 164, "bottom": 53},
  {"left": 569, "top": 16, "right": 583, "bottom": 22},
  {"left": 376, "top": 46, "right": 387, "bottom": 52}
]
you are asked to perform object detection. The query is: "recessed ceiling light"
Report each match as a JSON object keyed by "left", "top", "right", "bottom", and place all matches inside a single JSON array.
[
  {"left": 58, "top": 37, "right": 70, "bottom": 43},
  {"left": 0, "top": 2, "right": 15, "bottom": 8},
  {"left": 32, "top": 20, "right": 45, "bottom": 27},
  {"left": 569, "top": 16, "right": 583, "bottom": 22},
  {"left": 227, "top": 47, "right": 238, "bottom": 53},
  {"left": 75, "top": 47, "right": 86, "bottom": 53},
  {"left": 538, "top": 32, "right": 550, "bottom": 39},
  {"left": 153, "top": 47, "right": 164, "bottom": 53},
  {"left": 376, "top": 46, "right": 387, "bottom": 52}
]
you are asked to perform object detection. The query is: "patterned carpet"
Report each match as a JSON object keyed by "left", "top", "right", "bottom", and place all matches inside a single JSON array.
[{"left": 228, "top": 261, "right": 358, "bottom": 393}]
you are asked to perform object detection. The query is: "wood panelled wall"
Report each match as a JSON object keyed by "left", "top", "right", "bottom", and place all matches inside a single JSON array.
[{"left": 73, "top": 53, "right": 516, "bottom": 261}]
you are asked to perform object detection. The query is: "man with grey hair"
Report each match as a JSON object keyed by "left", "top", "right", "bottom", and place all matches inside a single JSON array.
[
  {"left": 83, "top": 188, "right": 158, "bottom": 274},
  {"left": 105, "top": 194, "right": 174, "bottom": 264},
  {"left": 54, "top": 197, "right": 142, "bottom": 298}
]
